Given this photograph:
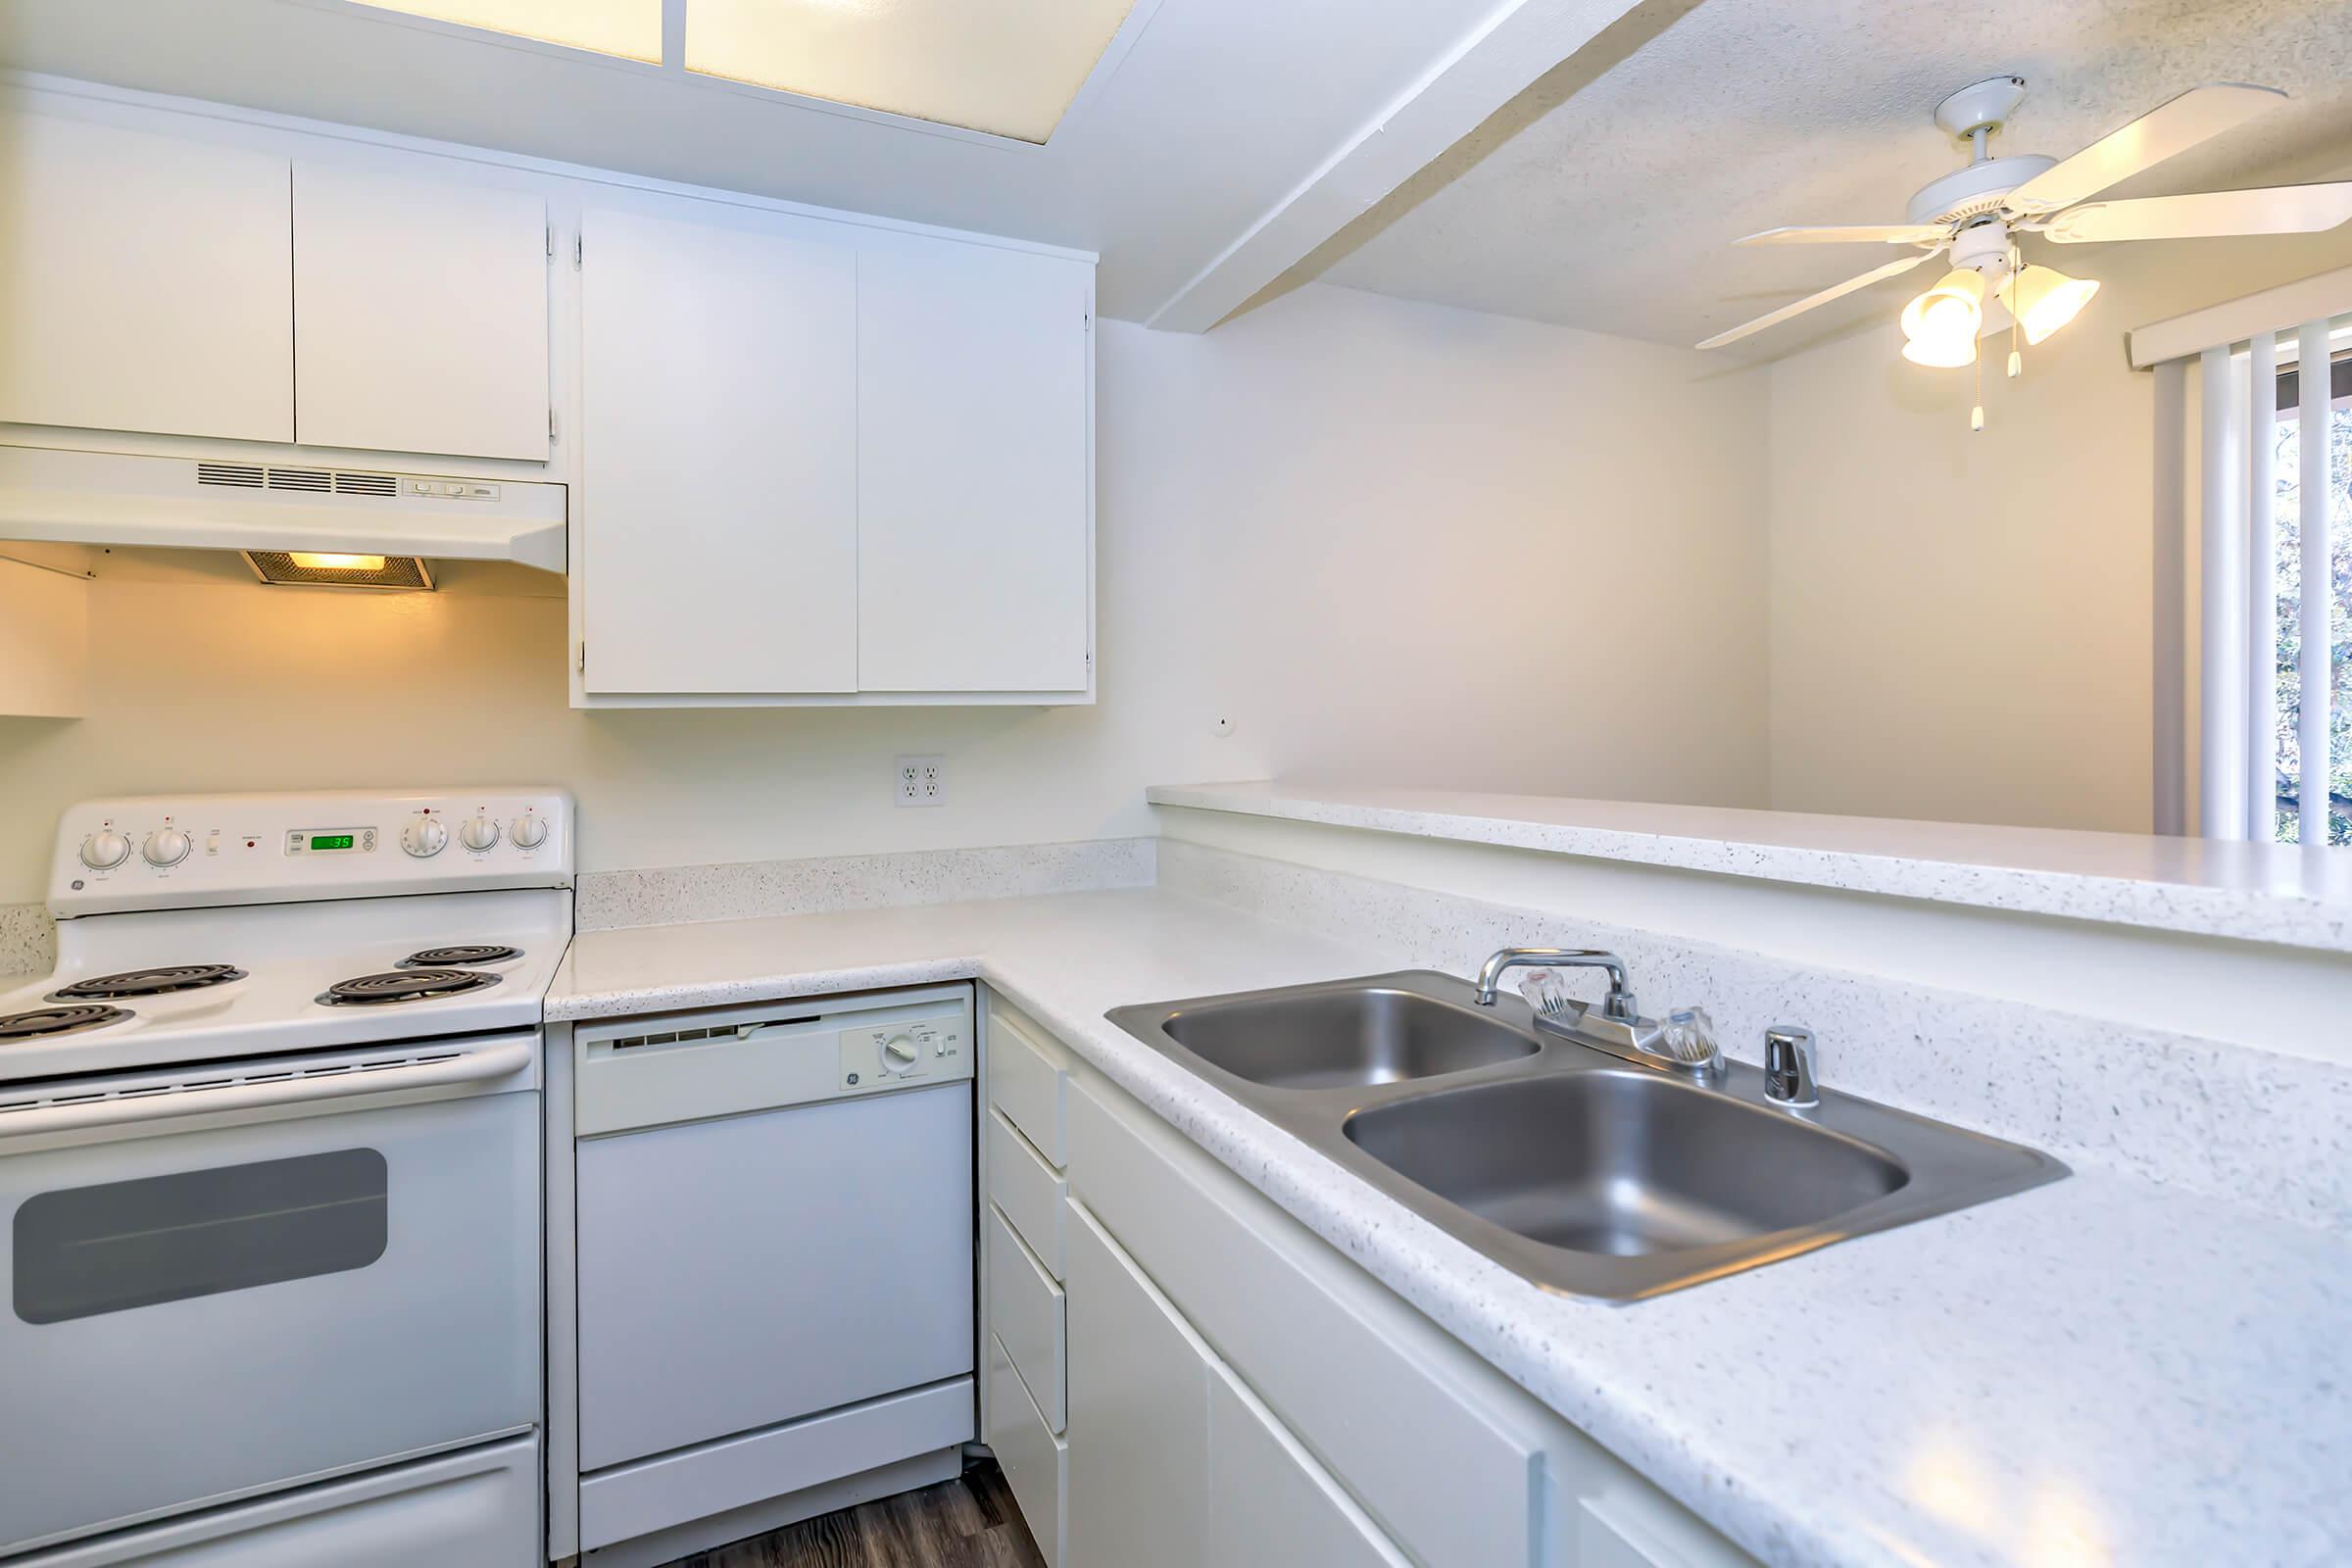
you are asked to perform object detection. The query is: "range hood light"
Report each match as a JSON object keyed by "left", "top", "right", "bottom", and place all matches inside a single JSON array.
[
  {"left": 288, "top": 552, "right": 389, "bottom": 571},
  {"left": 241, "top": 551, "right": 436, "bottom": 591}
]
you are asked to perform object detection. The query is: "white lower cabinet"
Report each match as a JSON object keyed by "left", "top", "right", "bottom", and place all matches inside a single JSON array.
[
  {"left": 1062, "top": 1202, "right": 1209, "bottom": 1568},
  {"left": 984, "top": 1334, "right": 1067, "bottom": 1568},
  {"left": 1062, "top": 1198, "right": 1408, "bottom": 1568},
  {"left": 1205, "top": 1356, "right": 1410, "bottom": 1568},
  {"left": 985, "top": 986, "right": 1759, "bottom": 1568}
]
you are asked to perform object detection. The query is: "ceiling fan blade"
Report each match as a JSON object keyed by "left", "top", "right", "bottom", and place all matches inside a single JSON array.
[
  {"left": 2008, "top": 82, "right": 2285, "bottom": 214},
  {"left": 1694, "top": 250, "right": 1937, "bottom": 351},
  {"left": 1736, "top": 223, "right": 1948, "bottom": 246},
  {"left": 2041, "top": 182, "right": 2352, "bottom": 243}
]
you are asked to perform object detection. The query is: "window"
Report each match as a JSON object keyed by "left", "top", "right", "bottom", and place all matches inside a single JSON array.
[{"left": 2269, "top": 353, "right": 2352, "bottom": 845}]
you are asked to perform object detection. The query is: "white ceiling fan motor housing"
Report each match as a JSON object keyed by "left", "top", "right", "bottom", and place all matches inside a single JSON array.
[{"left": 1905, "top": 154, "right": 2058, "bottom": 226}]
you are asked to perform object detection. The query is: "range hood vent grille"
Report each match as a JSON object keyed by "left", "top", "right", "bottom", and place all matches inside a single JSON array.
[
  {"left": 242, "top": 550, "right": 434, "bottom": 591},
  {"left": 197, "top": 462, "right": 401, "bottom": 498}
]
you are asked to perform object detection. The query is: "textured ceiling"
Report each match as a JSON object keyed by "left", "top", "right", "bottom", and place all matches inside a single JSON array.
[{"left": 1319, "top": 0, "right": 2352, "bottom": 358}]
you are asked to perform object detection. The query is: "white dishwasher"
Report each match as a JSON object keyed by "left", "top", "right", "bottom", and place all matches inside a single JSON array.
[{"left": 571, "top": 984, "right": 975, "bottom": 1559}]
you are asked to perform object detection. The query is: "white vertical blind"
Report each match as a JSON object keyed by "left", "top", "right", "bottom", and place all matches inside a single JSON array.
[
  {"left": 2198, "top": 344, "right": 2247, "bottom": 838},
  {"left": 2244, "top": 330, "right": 2278, "bottom": 840},
  {"left": 2297, "top": 319, "right": 2333, "bottom": 848},
  {"left": 2152, "top": 361, "right": 2188, "bottom": 837},
  {"left": 2168, "top": 306, "right": 2344, "bottom": 844}
]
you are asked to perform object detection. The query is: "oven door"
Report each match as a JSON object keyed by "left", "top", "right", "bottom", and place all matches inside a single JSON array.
[{"left": 0, "top": 1033, "right": 540, "bottom": 1556}]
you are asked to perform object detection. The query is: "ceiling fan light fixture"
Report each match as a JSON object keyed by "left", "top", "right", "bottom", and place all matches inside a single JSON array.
[
  {"left": 2002, "top": 265, "right": 2100, "bottom": 345},
  {"left": 1899, "top": 268, "right": 1984, "bottom": 367},
  {"left": 1901, "top": 330, "right": 1979, "bottom": 368}
]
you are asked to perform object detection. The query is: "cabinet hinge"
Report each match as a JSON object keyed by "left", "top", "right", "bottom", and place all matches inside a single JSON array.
[
  {"left": 1086, "top": 648, "right": 1094, "bottom": 671},
  {"left": 545, "top": 223, "right": 553, "bottom": 260},
  {"left": 576, "top": 641, "right": 586, "bottom": 676},
  {"left": 549, "top": 407, "right": 559, "bottom": 443},
  {"left": 574, "top": 233, "right": 583, "bottom": 270}
]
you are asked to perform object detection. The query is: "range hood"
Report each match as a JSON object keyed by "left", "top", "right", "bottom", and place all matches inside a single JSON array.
[{"left": 0, "top": 445, "right": 566, "bottom": 572}]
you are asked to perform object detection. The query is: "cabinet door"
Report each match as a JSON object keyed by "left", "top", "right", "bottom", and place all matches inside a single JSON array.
[
  {"left": 0, "top": 111, "right": 292, "bottom": 442},
  {"left": 1208, "top": 1364, "right": 1410, "bottom": 1568},
  {"left": 857, "top": 241, "right": 1090, "bottom": 693},
  {"left": 293, "top": 163, "right": 549, "bottom": 460},
  {"left": 1063, "top": 1201, "right": 1206, "bottom": 1568},
  {"left": 579, "top": 202, "right": 858, "bottom": 694}
]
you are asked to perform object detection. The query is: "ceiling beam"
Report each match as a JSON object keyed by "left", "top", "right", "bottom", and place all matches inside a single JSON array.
[{"left": 1142, "top": 0, "right": 1655, "bottom": 333}]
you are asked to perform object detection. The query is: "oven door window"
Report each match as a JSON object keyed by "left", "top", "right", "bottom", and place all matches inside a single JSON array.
[{"left": 14, "top": 1149, "right": 388, "bottom": 1324}]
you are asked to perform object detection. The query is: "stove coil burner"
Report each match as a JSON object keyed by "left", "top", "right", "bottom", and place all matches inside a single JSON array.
[
  {"left": 0, "top": 1004, "right": 134, "bottom": 1041},
  {"left": 317, "top": 969, "right": 503, "bottom": 1006},
  {"left": 52, "top": 964, "right": 248, "bottom": 1001},
  {"left": 398, "top": 946, "right": 522, "bottom": 968}
]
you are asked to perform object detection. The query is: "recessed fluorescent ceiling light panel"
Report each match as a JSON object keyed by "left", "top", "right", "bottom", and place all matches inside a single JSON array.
[
  {"left": 687, "top": 0, "right": 1140, "bottom": 143},
  {"left": 357, "top": 1, "right": 662, "bottom": 63}
]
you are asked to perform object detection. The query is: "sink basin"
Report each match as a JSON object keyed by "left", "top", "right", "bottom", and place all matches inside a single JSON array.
[
  {"left": 1344, "top": 1072, "right": 1907, "bottom": 1256},
  {"left": 1109, "top": 970, "right": 2067, "bottom": 1299},
  {"left": 1159, "top": 983, "right": 1537, "bottom": 1090}
]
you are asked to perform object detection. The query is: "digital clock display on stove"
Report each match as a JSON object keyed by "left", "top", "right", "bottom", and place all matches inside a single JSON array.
[{"left": 284, "top": 827, "right": 375, "bottom": 855}]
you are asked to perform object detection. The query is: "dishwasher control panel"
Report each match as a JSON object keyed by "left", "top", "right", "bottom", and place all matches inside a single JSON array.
[
  {"left": 573, "top": 983, "right": 974, "bottom": 1138},
  {"left": 838, "top": 1015, "right": 966, "bottom": 1089}
]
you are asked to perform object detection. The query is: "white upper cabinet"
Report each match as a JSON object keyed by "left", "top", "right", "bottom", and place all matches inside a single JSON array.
[
  {"left": 857, "top": 240, "right": 1092, "bottom": 694},
  {"left": 0, "top": 111, "right": 294, "bottom": 443},
  {"left": 293, "top": 163, "right": 550, "bottom": 461},
  {"left": 578, "top": 201, "right": 860, "bottom": 696}
]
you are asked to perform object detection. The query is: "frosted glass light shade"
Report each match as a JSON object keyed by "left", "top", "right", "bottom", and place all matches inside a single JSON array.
[
  {"left": 355, "top": 1, "right": 662, "bottom": 62},
  {"left": 688, "top": 0, "right": 1140, "bottom": 143},
  {"left": 1901, "top": 331, "right": 1979, "bottom": 368},
  {"left": 2003, "top": 265, "right": 2100, "bottom": 345}
]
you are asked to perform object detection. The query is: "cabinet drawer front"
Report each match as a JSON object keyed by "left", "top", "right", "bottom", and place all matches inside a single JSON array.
[
  {"left": 1067, "top": 1073, "right": 1540, "bottom": 1568},
  {"left": 985, "top": 1334, "right": 1067, "bottom": 1568},
  {"left": 986, "top": 1202, "right": 1066, "bottom": 1433},
  {"left": 987, "top": 1108, "right": 1067, "bottom": 1280},
  {"left": 987, "top": 999, "right": 1068, "bottom": 1166}
]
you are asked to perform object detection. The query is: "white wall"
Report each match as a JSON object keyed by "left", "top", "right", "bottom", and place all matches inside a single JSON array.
[
  {"left": 1764, "top": 159, "right": 2352, "bottom": 832},
  {"left": 0, "top": 283, "right": 1769, "bottom": 904}
]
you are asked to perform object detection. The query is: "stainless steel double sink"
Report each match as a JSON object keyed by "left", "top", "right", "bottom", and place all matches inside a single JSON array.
[{"left": 1106, "top": 972, "right": 2066, "bottom": 1300}]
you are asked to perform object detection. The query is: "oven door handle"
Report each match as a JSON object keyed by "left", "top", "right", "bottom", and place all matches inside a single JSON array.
[{"left": 0, "top": 1041, "right": 536, "bottom": 1138}]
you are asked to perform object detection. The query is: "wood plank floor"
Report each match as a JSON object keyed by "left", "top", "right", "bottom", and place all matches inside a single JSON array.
[{"left": 659, "top": 1461, "right": 1045, "bottom": 1568}]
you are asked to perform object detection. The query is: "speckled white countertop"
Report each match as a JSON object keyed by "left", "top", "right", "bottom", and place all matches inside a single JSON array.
[
  {"left": 553, "top": 889, "right": 2352, "bottom": 1568},
  {"left": 1148, "top": 779, "right": 2352, "bottom": 953}
]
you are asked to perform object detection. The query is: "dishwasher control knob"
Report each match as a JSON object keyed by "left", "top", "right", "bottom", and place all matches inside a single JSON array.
[
  {"left": 881, "top": 1034, "right": 921, "bottom": 1073},
  {"left": 459, "top": 814, "right": 501, "bottom": 852},
  {"left": 510, "top": 814, "right": 549, "bottom": 850},
  {"left": 79, "top": 829, "right": 132, "bottom": 870},
  {"left": 401, "top": 815, "right": 448, "bottom": 858},
  {"left": 142, "top": 827, "right": 193, "bottom": 867}
]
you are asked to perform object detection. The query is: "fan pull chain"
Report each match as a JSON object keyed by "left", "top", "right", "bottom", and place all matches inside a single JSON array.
[
  {"left": 2006, "top": 245, "right": 2023, "bottom": 379},
  {"left": 1971, "top": 343, "right": 1985, "bottom": 432}
]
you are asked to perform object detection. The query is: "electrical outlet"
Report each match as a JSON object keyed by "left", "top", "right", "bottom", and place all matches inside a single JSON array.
[{"left": 895, "top": 755, "right": 946, "bottom": 808}]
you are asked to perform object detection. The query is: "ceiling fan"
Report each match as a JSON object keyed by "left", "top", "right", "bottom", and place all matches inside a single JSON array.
[{"left": 1695, "top": 75, "right": 2352, "bottom": 400}]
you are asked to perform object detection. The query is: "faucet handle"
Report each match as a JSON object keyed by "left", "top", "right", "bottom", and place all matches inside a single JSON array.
[{"left": 1762, "top": 1025, "right": 1819, "bottom": 1107}]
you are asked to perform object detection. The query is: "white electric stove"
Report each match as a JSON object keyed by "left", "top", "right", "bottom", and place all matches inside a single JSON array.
[{"left": 0, "top": 789, "right": 571, "bottom": 1567}]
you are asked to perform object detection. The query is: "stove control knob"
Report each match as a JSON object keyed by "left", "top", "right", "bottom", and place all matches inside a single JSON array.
[
  {"left": 459, "top": 814, "right": 501, "bottom": 853},
  {"left": 401, "top": 815, "right": 448, "bottom": 858},
  {"left": 510, "top": 815, "right": 549, "bottom": 851},
  {"left": 80, "top": 829, "right": 132, "bottom": 870},
  {"left": 142, "top": 827, "right": 192, "bottom": 868}
]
